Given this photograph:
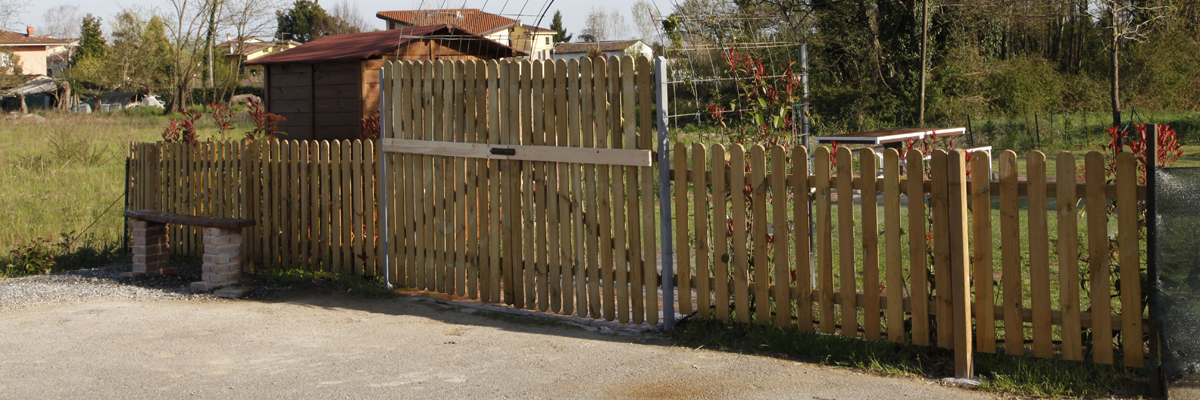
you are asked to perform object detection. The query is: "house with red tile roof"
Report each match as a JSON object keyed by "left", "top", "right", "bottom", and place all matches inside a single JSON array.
[
  {"left": 376, "top": 9, "right": 556, "bottom": 59},
  {"left": 0, "top": 27, "right": 73, "bottom": 76}
]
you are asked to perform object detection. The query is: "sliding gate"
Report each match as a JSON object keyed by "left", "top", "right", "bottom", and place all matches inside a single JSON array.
[{"left": 378, "top": 57, "right": 662, "bottom": 324}]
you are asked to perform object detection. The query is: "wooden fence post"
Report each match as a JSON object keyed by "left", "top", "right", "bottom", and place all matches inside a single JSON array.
[{"left": 948, "top": 149, "right": 974, "bottom": 378}]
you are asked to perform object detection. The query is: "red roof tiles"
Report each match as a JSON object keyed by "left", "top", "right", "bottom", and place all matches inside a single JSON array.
[
  {"left": 377, "top": 9, "right": 535, "bottom": 36},
  {"left": 245, "top": 24, "right": 524, "bottom": 65}
]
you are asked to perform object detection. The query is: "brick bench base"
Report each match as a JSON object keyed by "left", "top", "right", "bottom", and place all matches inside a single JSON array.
[{"left": 124, "top": 210, "right": 255, "bottom": 291}]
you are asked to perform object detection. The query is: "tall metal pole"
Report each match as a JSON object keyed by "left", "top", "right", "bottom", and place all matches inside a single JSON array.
[
  {"left": 656, "top": 57, "right": 676, "bottom": 330},
  {"left": 800, "top": 44, "right": 816, "bottom": 287},
  {"left": 379, "top": 67, "right": 393, "bottom": 290}
]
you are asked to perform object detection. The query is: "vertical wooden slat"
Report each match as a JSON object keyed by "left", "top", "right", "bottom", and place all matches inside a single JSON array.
[
  {"left": 1085, "top": 152, "right": 1113, "bottom": 364},
  {"left": 751, "top": 145, "right": 770, "bottom": 325},
  {"left": 330, "top": 140, "right": 343, "bottom": 273},
  {"left": 308, "top": 142, "right": 319, "bottom": 271},
  {"left": 693, "top": 143, "right": 711, "bottom": 319},
  {"left": 674, "top": 142, "right": 692, "bottom": 316},
  {"left": 342, "top": 140, "right": 354, "bottom": 273},
  {"left": 836, "top": 146, "right": 857, "bottom": 337},
  {"left": 568, "top": 59, "right": 587, "bottom": 315},
  {"left": 581, "top": 57, "right": 599, "bottom": 317},
  {"left": 351, "top": 140, "right": 364, "bottom": 275},
  {"left": 319, "top": 141, "right": 331, "bottom": 272},
  {"left": 1116, "top": 152, "right": 1142, "bottom": 367},
  {"left": 263, "top": 141, "right": 275, "bottom": 267},
  {"left": 884, "top": 149, "right": 903, "bottom": 342},
  {"left": 712, "top": 144, "right": 730, "bottom": 321},
  {"left": 972, "top": 150, "right": 996, "bottom": 353},
  {"left": 594, "top": 57, "right": 613, "bottom": 320},
  {"left": 299, "top": 141, "right": 310, "bottom": 270},
  {"left": 906, "top": 149, "right": 929, "bottom": 346},
  {"left": 620, "top": 56, "right": 638, "bottom": 323},
  {"left": 930, "top": 150, "right": 953, "bottom": 348},
  {"left": 543, "top": 60, "right": 562, "bottom": 313},
  {"left": 638, "top": 56, "right": 657, "bottom": 325},
  {"left": 423, "top": 61, "right": 435, "bottom": 291},
  {"left": 501, "top": 60, "right": 517, "bottom": 305},
  {"left": 948, "top": 150, "right": 974, "bottom": 378},
  {"left": 999, "top": 150, "right": 1024, "bottom": 356},
  {"left": 464, "top": 61, "right": 478, "bottom": 297},
  {"left": 1056, "top": 152, "right": 1082, "bottom": 361},
  {"left": 520, "top": 60, "right": 536, "bottom": 308},
  {"left": 1028, "top": 151, "right": 1052, "bottom": 358},
  {"left": 485, "top": 60, "right": 501, "bottom": 303},
  {"left": 531, "top": 61, "right": 548, "bottom": 310},
  {"left": 290, "top": 141, "right": 301, "bottom": 268},
  {"left": 861, "top": 148, "right": 880, "bottom": 340},
  {"left": 437, "top": 61, "right": 450, "bottom": 292},
  {"left": 771, "top": 145, "right": 790, "bottom": 328},
  {"left": 730, "top": 145, "right": 749, "bottom": 323},
  {"left": 453, "top": 61, "right": 467, "bottom": 293},
  {"left": 444, "top": 61, "right": 457, "bottom": 292},
  {"left": 364, "top": 139, "right": 377, "bottom": 277},
  {"left": 555, "top": 59, "right": 572, "bottom": 315},
  {"left": 793, "top": 146, "right": 812, "bottom": 331},
  {"left": 816, "top": 146, "right": 834, "bottom": 334}
]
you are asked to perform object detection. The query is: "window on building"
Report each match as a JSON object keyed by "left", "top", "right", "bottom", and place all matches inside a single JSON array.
[{"left": 545, "top": 37, "right": 550, "bottom": 45}]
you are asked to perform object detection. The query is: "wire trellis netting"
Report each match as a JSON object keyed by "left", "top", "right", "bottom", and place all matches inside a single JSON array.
[{"left": 1152, "top": 167, "right": 1200, "bottom": 386}]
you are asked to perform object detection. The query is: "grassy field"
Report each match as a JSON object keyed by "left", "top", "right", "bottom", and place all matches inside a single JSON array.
[{"left": 0, "top": 109, "right": 255, "bottom": 276}]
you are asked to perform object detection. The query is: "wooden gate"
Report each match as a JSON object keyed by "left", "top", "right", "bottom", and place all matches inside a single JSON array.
[{"left": 378, "top": 57, "right": 662, "bottom": 324}]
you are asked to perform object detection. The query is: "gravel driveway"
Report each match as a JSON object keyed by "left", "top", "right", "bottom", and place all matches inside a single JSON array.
[{"left": 0, "top": 264, "right": 997, "bottom": 399}]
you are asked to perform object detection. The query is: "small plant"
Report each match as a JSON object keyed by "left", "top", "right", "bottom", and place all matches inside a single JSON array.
[
  {"left": 706, "top": 46, "right": 804, "bottom": 146},
  {"left": 207, "top": 102, "right": 235, "bottom": 141},
  {"left": 360, "top": 115, "right": 380, "bottom": 140},
  {"left": 4, "top": 237, "right": 56, "bottom": 276},
  {"left": 246, "top": 98, "right": 286, "bottom": 140},
  {"left": 162, "top": 109, "right": 202, "bottom": 145}
]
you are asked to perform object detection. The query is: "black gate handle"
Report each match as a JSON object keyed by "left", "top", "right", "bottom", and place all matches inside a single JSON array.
[{"left": 490, "top": 148, "right": 516, "bottom": 156}]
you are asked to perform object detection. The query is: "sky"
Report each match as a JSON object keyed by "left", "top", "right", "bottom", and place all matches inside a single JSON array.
[{"left": 14, "top": 0, "right": 671, "bottom": 40}]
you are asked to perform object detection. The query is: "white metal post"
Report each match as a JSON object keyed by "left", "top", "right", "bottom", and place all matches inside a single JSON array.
[{"left": 656, "top": 57, "right": 675, "bottom": 330}]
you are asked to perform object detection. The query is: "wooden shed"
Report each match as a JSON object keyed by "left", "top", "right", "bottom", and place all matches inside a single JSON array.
[{"left": 245, "top": 24, "right": 525, "bottom": 140}]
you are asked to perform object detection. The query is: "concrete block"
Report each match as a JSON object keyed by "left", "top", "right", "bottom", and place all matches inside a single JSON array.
[
  {"left": 203, "top": 227, "right": 232, "bottom": 237},
  {"left": 203, "top": 234, "right": 242, "bottom": 246},
  {"left": 203, "top": 243, "right": 241, "bottom": 256}
]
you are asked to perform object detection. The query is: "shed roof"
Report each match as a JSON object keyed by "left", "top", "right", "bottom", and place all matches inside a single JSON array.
[
  {"left": 554, "top": 40, "right": 645, "bottom": 55},
  {"left": 245, "top": 24, "right": 524, "bottom": 65},
  {"left": 0, "top": 30, "right": 72, "bottom": 46},
  {"left": 377, "top": 9, "right": 535, "bottom": 36}
]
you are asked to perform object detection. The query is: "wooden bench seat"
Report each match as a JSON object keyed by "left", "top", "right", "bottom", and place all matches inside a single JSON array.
[{"left": 123, "top": 210, "right": 256, "bottom": 291}]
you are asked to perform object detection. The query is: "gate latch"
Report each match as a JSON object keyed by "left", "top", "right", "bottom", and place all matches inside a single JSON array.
[{"left": 490, "top": 148, "right": 516, "bottom": 156}]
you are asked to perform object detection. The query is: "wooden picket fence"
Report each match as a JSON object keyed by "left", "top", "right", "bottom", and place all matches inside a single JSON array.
[
  {"left": 671, "top": 144, "right": 1149, "bottom": 370},
  {"left": 127, "top": 139, "right": 380, "bottom": 275}
]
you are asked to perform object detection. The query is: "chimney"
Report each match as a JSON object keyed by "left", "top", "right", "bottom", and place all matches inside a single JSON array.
[{"left": 26, "top": 26, "right": 33, "bottom": 37}]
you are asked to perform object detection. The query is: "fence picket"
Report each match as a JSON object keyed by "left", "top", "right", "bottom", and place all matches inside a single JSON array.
[
  {"left": 930, "top": 150, "right": 952, "bottom": 349},
  {"left": 999, "top": 150, "right": 1024, "bottom": 356},
  {"left": 1085, "top": 152, "right": 1113, "bottom": 364},
  {"left": 674, "top": 142, "right": 691, "bottom": 316},
  {"left": 861, "top": 148, "right": 880, "bottom": 340},
  {"left": 816, "top": 146, "right": 834, "bottom": 334},
  {"left": 771, "top": 145, "right": 790, "bottom": 328},
  {"left": 567, "top": 59, "right": 587, "bottom": 315},
  {"left": 906, "top": 149, "right": 929, "bottom": 345},
  {"left": 972, "top": 151, "right": 996, "bottom": 353},
  {"left": 730, "top": 145, "right": 750, "bottom": 323},
  {"left": 299, "top": 141, "right": 310, "bottom": 270},
  {"left": 751, "top": 145, "right": 770, "bottom": 324},
  {"left": 556, "top": 59, "right": 574, "bottom": 315},
  {"left": 793, "top": 146, "right": 812, "bottom": 331},
  {"left": 581, "top": 57, "right": 599, "bottom": 317},
  {"left": 884, "top": 149, "right": 903, "bottom": 342},
  {"left": 1116, "top": 152, "right": 1142, "bottom": 368},
  {"left": 487, "top": 60, "right": 501, "bottom": 303},
  {"left": 836, "top": 146, "right": 857, "bottom": 336},
  {"left": 712, "top": 144, "right": 730, "bottom": 321},
  {"left": 1028, "top": 151, "right": 1052, "bottom": 358},
  {"left": 694, "top": 143, "right": 711, "bottom": 319},
  {"left": 1056, "top": 152, "right": 1082, "bottom": 361}
]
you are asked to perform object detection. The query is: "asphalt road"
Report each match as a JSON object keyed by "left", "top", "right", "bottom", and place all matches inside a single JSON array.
[{"left": 0, "top": 291, "right": 998, "bottom": 399}]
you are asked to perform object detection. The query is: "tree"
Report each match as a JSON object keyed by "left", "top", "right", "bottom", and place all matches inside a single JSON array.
[
  {"left": 75, "top": 14, "right": 105, "bottom": 63},
  {"left": 326, "top": 0, "right": 368, "bottom": 34},
  {"left": 550, "top": 10, "right": 572, "bottom": 43},
  {"left": 581, "top": 7, "right": 629, "bottom": 42},
  {"left": 0, "top": 0, "right": 28, "bottom": 31},
  {"left": 631, "top": 0, "right": 661, "bottom": 42},
  {"left": 164, "top": 0, "right": 213, "bottom": 113},
  {"left": 40, "top": 4, "right": 80, "bottom": 39},
  {"left": 1085, "top": 0, "right": 1169, "bottom": 127},
  {"left": 275, "top": 0, "right": 329, "bottom": 43}
]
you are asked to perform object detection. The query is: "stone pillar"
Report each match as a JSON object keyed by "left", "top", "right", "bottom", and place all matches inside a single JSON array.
[
  {"left": 123, "top": 220, "right": 173, "bottom": 277},
  {"left": 191, "top": 227, "right": 242, "bottom": 291}
]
